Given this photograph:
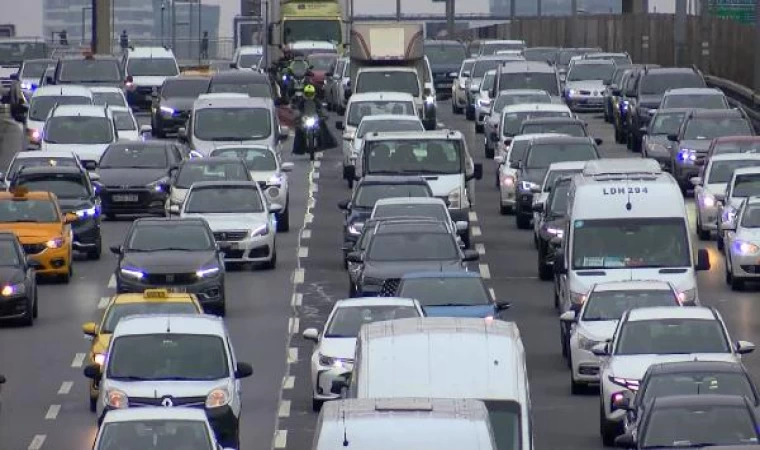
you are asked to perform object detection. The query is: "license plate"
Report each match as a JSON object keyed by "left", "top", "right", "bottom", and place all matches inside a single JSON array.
[
  {"left": 163, "top": 287, "right": 186, "bottom": 293},
  {"left": 112, "top": 194, "right": 138, "bottom": 202},
  {"left": 220, "top": 242, "right": 239, "bottom": 250}
]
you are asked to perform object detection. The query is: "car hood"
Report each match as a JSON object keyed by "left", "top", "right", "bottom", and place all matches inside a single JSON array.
[
  {"left": 161, "top": 97, "right": 195, "bottom": 111},
  {"left": 735, "top": 228, "right": 760, "bottom": 241},
  {"left": 679, "top": 140, "right": 713, "bottom": 152},
  {"left": 423, "top": 304, "right": 496, "bottom": 318},
  {"left": 122, "top": 250, "right": 218, "bottom": 273},
  {"left": 704, "top": 183, "right": 728, "bottom": 200},
  {"left": 99, "top": 168, "right": 168, "bottom": 187},
  {"left": 43, "top": 143, "right": 109, "bottom": 163},
  {"left": 0, "top": 266, "right": 27, "bottom": 285},
  {"left": 364, "top": 260, "right": 464, "bottom": 279},
  {"left": 319, "top": 337, "right": 357, "bottom": 360},
  {"left": 608, "top": 353, "right": 738, "bottom": 380},
  {"left": 181, "top": 212, "right": 268, "bottom": 231},
  {"left": 566, "top": 80, "right": 605, "bottom": 91},
  {"left": 0, "top": 223, "right": 63, "bottom": 241},
  {"left": 577, "top": 320, "right": 618, "bottom": 341},
  {"left": 57, "top": 198, "right": 95, "bottom": 213},
  {"left": 521, "top": 168, "right": 547, "bottom": 184},
  {"left": 132, "top": 76, "right": 170, "bottom": 87},
  {"left": 638, "top": 94, "right": 663, "bottom": 109},
  {"left": 193, "top": 138, "right": 272, "bottom": 156},
  {"left": 249, "top": 170, "right": 279, "bottom": 184}
]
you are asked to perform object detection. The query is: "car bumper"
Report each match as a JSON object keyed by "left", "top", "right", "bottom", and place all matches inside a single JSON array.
[
  {"left": 516, "top": 191, "right": 534, "bottom": 215},
  {"left": 116, "top": 273, "right": 225, "bottom": 310},
  {"left": 312, "top": 363, "right": 353, "bottom": 401},
  {"left": 218, "top": 235, "right": 275, "bottom": 262},
  {"left": 570, "top": 344, "right": 602, "bottom": 383},
  {"left": 729, "top": 250, "right": 760, "bottom": 278},
  {"left": 601, "top": 379, "right": 632, "bottom": 422},
  {"left": 566, "top": 96, "right": 605, "bottom": 111},
  {"left": 154, "top": 111, "right": 190, "bottom": 132},
  {"left": 0, "top": 293, "right": 32, "bottom": 319},
  {"left": 26, "top": 245, "right": 71, "bottom": 276},
  {"left": 71, "top": 217, "right": 101, "bottom": 250},
  {"left": 101, "top": 188, "right": 168, "bottom": 215},
  {"left": 499, "top": 180, "right": 517, "bottom": 207}
]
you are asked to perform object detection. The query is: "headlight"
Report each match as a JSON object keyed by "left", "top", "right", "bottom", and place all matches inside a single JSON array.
[
  {"left": 732, "top": 241, "right": 760, "bottom": 255},
  {"left": 677, "top": 288, "right": 697, "bottom": 305},
  {"left": 566, "top": 89, "right": 576, "bottom": 97},
  {"left": 348, "top": 222, "right": 364, "bottom": 235},
  {"left": 94, "top": 353, "right": 106, "bottom": 366},
  {"left": 477, "top": 98, "right": 491, "bottom": 107},
  {"left": 268, "top": 174, "right": 283, "bottom": 186},
  {"left": 250, "top": 223, "right": 270, "bottom": 237},
  {"left": 159, "top": 106, "right": 175, "bottom": 115},
  {"left": 205, "top": 388, "right": 231, "bottom": 408},
  {"left": 319, "top": 353, "right": 349, "bottom": 367},
  {"left": 75, "top": 205, "right": 100, "bottom": 218},
  {"left": 609, "top": 376, "right": 640, "bottom": 391},
  {"left": 196, "top": 266, "right": 221, "bottom": 278},
  {"left": 544, "top": 226, "right": 564, "bottom": 238},
  {"left": 147, "top": 179, "right": 167, "bottom": 192},
  {"left": 677, "top": 149, "right": 696, "bottom": 163},
  {"left": 570, "top": 291, "right": 587, "bottom": 306},
  {"left": 447, "top": 188, "right": 462, "bottom": 209},
  {"left": 304, "top": 116, "right": 317, "bottom": 128},
  {"left": 46, "top": 237, "right": 64, "bottom": 249},
  {"left": 577, "top": 333, "right": 600, "bottom": 351},
  {"left": 120, "top": 267, "right": 145, "bottom": 279},
  {"left": 501, "top": 175, "right": 515, "bottom": 188},
  {"left": 620, "top": 100, "right": 629, "bottom": 111},
  {"left": 267, "top": 186, "right": 280, "bottom": 198},
  {"left": 0, "top": 283, "right": 24, "bottom": 296},
  {"left": 106, "top": 390, "right": 129, "bottom": 408},
  {"left": 21, "top": 82, "right": 32, "bottom": 90},
  {"left": 722, "top": 208, "right": 737, "bottom": 223},
  {"left": 28, "top": 128, "right": 41, "bottom": 142},
  {"left": 701, "top": 194, "right": 716, "bottom": 208},
  {"left": 519, "top": 181, "right": 539, "bottom": 192},
  {"left": 425, "top": 96, "right": 435, "bottom": 105}
]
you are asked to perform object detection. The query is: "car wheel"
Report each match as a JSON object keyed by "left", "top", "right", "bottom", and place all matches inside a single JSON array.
[
  {"left": 560, "top": 323, "right": 568, "bottom": 358},
  {"left": 515, "top": 213, "right": 531, "bottom": 230},
  {"left": 88, "top": 237, "right": 102, "bottom": 260},
  {"left": 20, "top": 297, "right": 33, "bottom": 326},
  {"left": 600, "top": 402, "right": 621, "bottom": 446},
  {"left": 725, "top": 257, "right": 733, "bottom": 285},
  {"left": 461, "top": 231, "right": 472, "bottom": 250},
  {"left": 696, "top": 219, "right": 710, "bottom": 241},
  {"left": 312, "top": 398, "right": 323, "bottom": 412},
  {"left": 277, "top": 202, "right": 290, "bottom": 232}
]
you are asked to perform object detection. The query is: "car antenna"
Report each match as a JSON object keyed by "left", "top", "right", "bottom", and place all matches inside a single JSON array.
[
  {"left": 166, "top": 317, "right": 171, "bottom": 333},
  {"left": 342, "top": 410, "right": 349, "bottom": 447},
  {"left": 625, "top": 179, "right": 632, "bottom": 211}
]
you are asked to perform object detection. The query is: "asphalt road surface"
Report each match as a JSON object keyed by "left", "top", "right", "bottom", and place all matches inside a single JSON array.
[{"left": 0, "top": 102, "right": 756, "bottom": 450}]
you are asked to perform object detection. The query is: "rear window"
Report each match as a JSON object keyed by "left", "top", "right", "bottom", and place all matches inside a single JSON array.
[
  {"left": 497, "top": 72, "right": 559, "bottom": 95},
  {"left": 640, "top": 72, "right": 705, "bottom": 95},
  {"left": 59, "top": 59, "right": 122, "bottom": 83}
]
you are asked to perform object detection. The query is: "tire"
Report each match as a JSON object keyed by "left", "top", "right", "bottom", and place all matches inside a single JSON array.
[
  {"left": 87, "top": 237, "right": 102, "bottom": 260},
  {"left": 216, "top": 302, "right": 227, "bottom": 317},
  {"left": 312, "top": 398, "right": 323, "bottom": 412},
  {"left": 560, "top": 323, "right": 568, "bottom": 358},
  {"left": 600, "top": 403, "right": 620, "bottom": 447},
  {"left": 20, "top": 298, "right": 33, "bottom": 326},
  {"left": 717, "top": 234, "right": 725, "bottom": 251},
  {"left": 277, "top": 203, "right": 290, "bottom": 232},
  {"left": 60, "top": 262, "right": 72, "bottom": 284},
  {"left": 731, "top": 275, "right": 744, "bottom": 291},
  {"left": 538, "top": 248, "right": 553, "bottom": 281},
  {"left": 614, "top": 127, "right": 623, "bottom": 144},
  {"left": 515, "top": 213, "right": 531, "bottom": 230},
  {"left": 32, "top": 288, "right": 38, "bottom": 318},
  {"left": 485, "top": 144, "right": 494, "bottom": 159},
  {"left": 696, "top": 220, "right": 710, "bottom": 241}
]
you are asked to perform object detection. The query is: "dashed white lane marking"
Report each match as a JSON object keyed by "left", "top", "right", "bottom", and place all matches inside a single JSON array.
[
  {"left": 304, "top": 212, "right": 314, "bottom": 224},
  {"left": 293, "top": 268, "right": 305, "bottom": 284},
  {"left": 278, "top": 400, "right": 291, "bottom": 418},
  {"left": 489, "top": 288, "right": 496, "bottom": 300},
  {"left": 301, "top": 229, "right": 311, "bottom": 239},
  {"left": 472, "top": 226, "right": 482, "bottom": 237},
  {"left": 283, "top": 376, "right": 295, "bottom": 390},
  {"left": 475, "top": 243, "right": 486, "bottom": 255},
  {"left": 97, "top": 296, "right": 110, "bottom": 309},
  {"left": 291, "top": 293, "right": 302, "bottom": 307},
  {"left": 28, "top": 435, "right": 46, "bottom": 450},
  {"left": 274, "top": 430, "right": 287, "bottom": 448},
  {"left": 287, "top": 347, "right": 298, "bottom": 364},
  {"left": 288, "top": 317, "right": 300, "bottom": 335},
  {"left": 298, "top": 247, "right": 309, "bottom": 258},
  {"left": 45, "top": 405, "right": 60, "bottom": 420},
  {"left": 479, "top": 264, "right": 491, "bottom": 279},
  {"left": 57, "top": 381, "right": 73, "bottom": 395},
  {"left": 311, "top": 171, "right": 320, "bottom": 180},
  {"left": 71, "top": 353, "right": 85, "bottom": 368},
  {"left": 107, "top": 274, "right": 116, "bottom": 288},
  {"left": 469, "top": 211, "right": 478, "bottom": 222},
  {"left": 313, "top": 160, "right": 321, "bottom": 169}
]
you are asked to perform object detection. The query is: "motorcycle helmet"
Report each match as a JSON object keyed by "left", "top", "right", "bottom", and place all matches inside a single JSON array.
[{"left": 304, "top": 84, "right": 316, "bottom": 99}]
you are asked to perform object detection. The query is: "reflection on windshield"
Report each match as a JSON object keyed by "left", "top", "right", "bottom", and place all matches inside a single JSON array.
[
  {"left": 544, "top": 170, "right": 581, "bottom": 192},
  {"left": 44, "top": 117, "right": 113, "bottom": 144},
  {"left": 567, "top": 64, "right": 615, "bottom": 82},
  {"left": 283, "top": 20, "right": 341, "bottom": 44},
  {"left": 368, "top": 233, "right": 458, "bottom": 261},
  {"left": 398, "top": 277, "right": 490, "bottom": 307},
  {"left": 355, "top": 72, "right": 419, "bottom": 97},
  {"left": 0, "top": 241, "right": 20, "bottom": 266},
  {"left": 59, "top": 60, "right": 121, "bottom": 83},
  {"left": 425, "top": 44, "right": 466, "bottom": 66},
  {"left": 582, "top": 290, "right": 678, "bottom": 321},
  {"left": 494, "top": 92, "right": 552, "bottom": 112},
  {"left": 525, "top": 144, "right": 597, "bottom": 168},
  {"left": 112, "top": 111, "right": 136, "bottom": 131},
  {"left": 108, "top": 334, "right": 228, "bottom": 380},
  {"left": 239, "top": 54, "right": 262, "bottom": 69},
  {"left": 373, "top": 203, "right": 446, "bottom": 221},
  {"left": 126, "top": 58, "right": 178, "bottom": 77},
  {"left": 642, "top": 372, "right": 755, "bottom": 407},
  {"left": 209, "top": 82, "right": 271, "bottom": 98},
  {"left": 741, "top": 205, "right": 760, "bottom": 228},
  {"left": 185, "top": 187, "right": 264, "bottom": 214},
  {"left": 572, "top": 218, "right": 691, "bottom": 269},
  {"left": 651, "top": 112, "right": 686, "bottom": 135},
  {"left": 503, "top": 111, "right": 571, "bottom": 136},
  {"left": 98, "top": 420, "right": 213, "bottom": 450},
  {"left": 684, "top": 118, "right": 753, "bottom": 140},
  {"left": 347, "top": 101, "right": 415, "bottom": 127},
  {"left": 128, "top": 224, "right": 212, "bottom": 251},
  {"left": 365, "top": 140, "right": 462, "bottom": 175},
  {"left": 485, "top": 401, "right": 521, "bottom": 450},
  {"left": 508, "top": 141, "right": 530, "bottom": 163},
  {"left": 708, "top": 160, "right": 760, "bottom": 183},
  {"left": 616, "top": 319, "right": 730, "bottom": 355},
  {"left": 210, "top": 148, "right": 277, "bottom": 171},
  {"left": 101, "top": 145, "right": 168, "bottom": 169},
  {"left": 29, "top": 96, "right": 93, "bottom": 121},
  {"left": 308, "top": 55, "right": 337, "bottom": 71},
  {"left": 640, "top": 73, "right": 705, "bottom": 95},
  {"left": 325, "top": 305, "right": 419, "bottom": 337},
  {"left": 102, "top": 303, "right": 199, "bottom": 333},
  {"left": 194, "top": 108, "right": 271, "bottom": 140},
  {"left": 461, "top": 60, "right": 475, "bottom": 76},
  {"left": 357, "top": 120, "right": 423, "bottom": 137},
  {"left": 354, "top": 185, "right": 430, "bottom": 208},
  {"left": 0, "top": 199, "right": 58, "bottom": 222},
  {"left": 162, "top": 79, "right": 211, "bottom": 97},
  {"left": 20, "top": 61, "right": 52, "bottom": 79},
  {"left": 662, "top": 94, "right": 727, "bottom": 109},
  {"left": 733, "top": 174, "right": 760, "bottom": 198},
  {"left": 19, "top": 178, "right": 88, "bottom": 199},
  {"left": 175, "top": 162, "right": 250, "bottom": 189},
  {"left": 642, "top": 405, "right": 757, "bottom": 448},
  {"left": 92, "top": 92, "right": 126, "bottom": 107},
  {"left": 8, "top": 158, "right": 78, "bottom": 176}
]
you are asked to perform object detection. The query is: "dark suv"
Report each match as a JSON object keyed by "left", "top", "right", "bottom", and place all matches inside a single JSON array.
[{"left": 151, "top": 76, "right": 211, "bottom": 138}]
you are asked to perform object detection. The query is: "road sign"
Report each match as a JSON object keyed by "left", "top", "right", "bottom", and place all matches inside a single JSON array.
[{"left": 710, "top": 0, "right": 755, "bottom": 24}]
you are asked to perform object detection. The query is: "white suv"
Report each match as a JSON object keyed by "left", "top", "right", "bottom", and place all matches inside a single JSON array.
[
  {"left": 41, "top": 104, "right": 118, "bottom": 163},
  {"left": 122, "top": 46, "right": 180, "bottom": 111}
]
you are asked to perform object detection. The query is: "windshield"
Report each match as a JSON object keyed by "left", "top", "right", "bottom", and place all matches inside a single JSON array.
[
  {"left": 502, "top": 111, "right": 571, "bottom": 136},
  {"left": 425, "top": 44, "right": 466, "bottom": 65},
  {"left": 484, "top": 401, "right": 521, "bottom": 450},
  {"left": 210, "top": 147, "right": 276, "bottom": 171},
  {"left": 102, "top": 303, "right": 199, "bottom": 333},
  {"left": 493, "top": 92, "right": 552, "bottom": 112},
  {"left": 209, "top": 81, "right": 271, "bottom": 98},
  {"left": 549, "top": 183, "right": 570, "bottom": 215},
  {"left": 741, "top": 205, "right": 760, "bottom": 227},
  {"left": 238, "top": 53, "right": 262, "bottom": 69},
  {"left": 59, "top": 59, "right": 121, "bottom": 83},
  {"left": 194, "top": 108, "right": 271, "bottom": 140},
  {"left": 544, "top": 170, "right": 581, "bottom": 192},
  {"left": 0, "top": 240, "right": 20, "bottom": 266},
  {"left": 112, "top": 111, "right": 136, "bottom": 131},
  {"left": 0, "top": 199, "right": 58, "bottom": 222},
  {"left": 365, "top": 140, "right": 463, "bottom": 175},
  {"left": 481, "top": 42, "right": 524, "bottom": 55},
  {"left": 29, "top": 96, "right": 92, "bottom": 121},
  {"left": 471, "top": 59, "right": 506, "bottom": 78},
  {"left": 354, "top": 185, "right": 431, "bottom": 208},
  {"left": 525, "top": 143, "right": 598, "bottom": 168},
  {"left": 482, "top": 72, "right": 495, "bottom": 91},
  {"left": 92, "top": 92, "right": 126, "bottom": 107},
  {"left": 283, "top": 20, "right": 341, "bottom": 44},
  {"left": 650, "top": 112, "right": 686, "bottom": 135},
  {"left": 508, "top": 141, "right": 530, "bottom": 163},
  {"left": 325, "top": 305, "right": 419, "bottom": 337},
  {"left": 616, "top": 318, "right": 729, "bottom": 355},
  {"left": 373, "top": 203, "right": 446, "bottom": 221},
  {"left": 460, "top": 60, "right": 475, "bottom": 76},
  {"left": 573, "top": 218, "right": 690, "bottom": 269},
  {"left": 733, "top": 174, "right": 760, "bottom": 197},
  {"left": 640, "top": 73, "right": 705, "bottom": 95},
  {"left": 642, "top": 373, "right": 756, "bottom": 408},
  {"left": 684, "top": 117, "right": 753, "bottom": 140},
  {"left": 347, "top": 101, "right": 415, "bottom": 127},
  {"left": 8, "top": 157, "right": 78, "bottom": 176},
  {"left": 108, "top": 334, "right": 228, "bottom": 380},
  {"left": 558, "top": 50, "right": 591, "bottom": 66},
  {"left": 567, "top": 64, "right": 615, "bottom": 82},
  {"left": 522, "top": 123, "right": 587, "bottom": 137},
  {"left": 162, "top": 79, "right": 210, "bottom": 97},
  {"left": 126, "top": 58, "right": 178, "bottom": 77},
  {"left": 523, "top": 48, "right": 557, "bottom": 63},
  {"left": 367, "top": 232, "right": 459, "bottom": 261},
  {"left": 97, "top": 420, "right": 213, "bottom": 450},
  {"left": 185, "top": 186, "right": 264, "bottom": 214},
  {"left": 127, "top": 223, "right": 213, "bottom": 251},
  {"left": 355, "top": 72, "right": 419, "bottom": 97},
  {"left": 357, "top": 120, "right": 423, "bottom": 137},
  {"left": 662, "top": 94, "right": 726, "bottom": 109},
  {"left": 713, "top": 141, "right": 760, "bottom": 155},
  {"left": 44, "top": 116, "right": 113, "bottom": 144},
  {"left": 175, "top": 162, "right": 250, "bottom": 189},
  {"left": 18, "top": 177, "right": 88, "bottom": 199},
  {"left": 308, "top": 54, "right": 337, "bottom": 71},
  {"left": 398, "top": 277, "right": 490, "bottom": 307},
  {"left": 582, "top": 290, "right": 678, "bottom": 321},
  {"left": 708, "top": 160, "right": 760, "bottom": 183},
  {"left": 642, "top": 405, "right": 757, "bottom": 448},
  {"left": 101, "top": 145, "right": 168, "bottom": 169},
  {"left": 20, "top": 61, "right": 52, "bottom": 79}
]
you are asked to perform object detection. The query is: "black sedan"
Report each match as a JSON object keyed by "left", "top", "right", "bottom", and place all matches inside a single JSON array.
[
  {"left": 111, "top": 217, "right": 227, "bottom": 315},
  {"left": 151, "top": 76, "right": 211, "bottom": 138},
  {"left": 207, "top": 71, "right": 274, "bottom": 99},
  {"left": 533, "top": 176, "right": 571, "bottom": 280},
  {"left": 97, "top": 142, "right": 185, "bottom": 218},
  {"left": 0, "top": 232, "right": 39, "bottom": 326}
]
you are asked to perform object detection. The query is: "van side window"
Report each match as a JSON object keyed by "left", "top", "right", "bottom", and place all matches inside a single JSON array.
[{"left": 484, "top": 400, "right": 522, "bottom": 450}]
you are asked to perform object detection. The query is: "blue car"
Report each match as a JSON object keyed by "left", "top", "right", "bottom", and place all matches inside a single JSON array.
[{"left": 395, "top": 271, "right": 510, "bottom": 319}]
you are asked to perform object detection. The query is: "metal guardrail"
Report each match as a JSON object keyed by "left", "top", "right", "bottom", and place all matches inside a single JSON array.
[{"left": 705, "top": 75, "right": 760, "bottom": 131}]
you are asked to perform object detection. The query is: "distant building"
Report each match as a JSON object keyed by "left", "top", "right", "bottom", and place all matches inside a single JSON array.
[
  {"left": 491, "top": 0, "right": 620, "bottom": 15},
  {"left": 153, "top": 0, "right": 222, "bottom": 60}
]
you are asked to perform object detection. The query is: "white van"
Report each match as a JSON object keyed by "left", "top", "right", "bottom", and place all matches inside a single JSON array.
[
  {"left": 554, "top": 158, "right": 710, "bottom": 315},
  {"left": 312, "top": 398, "right": 498, "bottom": 450},
  {"left": 335, "top": 317, "right": 532, "bottom": 450}
]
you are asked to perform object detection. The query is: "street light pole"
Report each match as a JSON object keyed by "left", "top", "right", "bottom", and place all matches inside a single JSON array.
[
  {"left": 674, "top": 0, "right": 687, "bottom": 66},
  {"left": 172, "top": 0, "right": 177, "bottom": 53},
  {"left": 198, "top": 0, "right": 202, "bottom": 62},
  {"left": 571, "top": 0, "right": 578, "bottom": 46},
  {"left": 755, "top": 0, "right": 760, "bottom": 91}
]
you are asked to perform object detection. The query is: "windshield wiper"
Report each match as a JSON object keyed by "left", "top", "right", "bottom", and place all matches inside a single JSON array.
[
  {"left": 110, "top": 375, "right": 152, "bottom": 381},
  {"left": 426, "top": 302, "right": 482, "bottom": 307}
]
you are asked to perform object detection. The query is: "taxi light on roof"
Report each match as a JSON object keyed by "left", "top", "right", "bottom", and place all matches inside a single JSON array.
[
  {"left": 144, "top": 288, "right": 169, "bottom": 299},
  {"left": 11, "top": 186, "right": 29, "bottom": 198}
]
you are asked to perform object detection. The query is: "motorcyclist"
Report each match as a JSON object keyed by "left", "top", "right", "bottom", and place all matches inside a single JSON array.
[{"left": 292, "top": 84, "right": 335, "bottom": 155}]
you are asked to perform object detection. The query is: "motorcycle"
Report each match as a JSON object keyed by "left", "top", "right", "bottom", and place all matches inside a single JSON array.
[{"left": 303, "top": 115, "right": 319, "bottom": 161}]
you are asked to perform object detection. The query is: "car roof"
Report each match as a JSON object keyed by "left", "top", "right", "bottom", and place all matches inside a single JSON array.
[
  {"left": 333, "top": 297, "right": 420, "bottom": 308},
  {"left": 732, "top": 167, "right": 760, "bottom": 177},
  {"left": 645, "top": 67, "right": 700, "bottom": 74},
  {"left": 502, "top": 103, "right": 570, "bottom": 113},
  {"left": 665, "top": 87, "right": 723, "bottom": 96},
  {"left": 374, "top": 197, "right": 444, "bottom": 207},
  {"left": 497, "top": 89, "right": 551, "bottom": 96},
  {"left": 210, "top": 71, "right": 268, "bottom": 83},
  {"left": 349, "top": 92, "right": 415, "bottom": 102},
  {"left": 112, "top": 314, "right": 225, "bottom": 337},
  {"left": 112, "top": 290, "right": 200, "bottom": 305},
  {"left": 646, "top": 360, "right": 746, "bottom": 376},
  {"left": 592, "top": 280, "right": 673, "bottom": 292},
  {"left": 363, "top": 130, "right": 462, "bottom": 141},
  {"left": 14, "top": 166, "right": 84, "bottom": 177},
  {"left": 708, "top": 153, "right": 760, "bottom": 162},
  {"left": 571, "top": 59, "right": 614, "bottom": 66},
  {"left": 401, "top": 271, "right": 482, "bottom": 280},
  {"left": 49, "top": 104, "right": 108, "bottom": 117},
  {"left": 652, "top": 394, "right": 750, "bottom": 409},
  {"left": 32, "top": 85, "right": 93, "bottom": 97},
  {"left": 87, "top": 86, "right": 124, "bottom": 93},
  {"left": 14, "top": 150, "right": 77, "bottom": 159},
  {"left": 188, "top": 181, "right": 259, "bottom": 190},
  {"left": 512, "top": 133, "right": 567, "bottom": 142},
  {"left": 101, "top": 406, "right": 209, "bottom": 423},
  {"left": 547, "top": 161, "right": 588, "bottom": 171},
  {"left": 375, "top": 220, "right": 450, "bottom": 234},
  {"left": 194, "top": 94, "right": 270, "bottom": 109},
  {"left": 359, "top": 114, "right": 421, "bottom": 123},
  {"left": 359, "top": 175, "right": 430, "bottom": 185},
  {"left": 626, "top": 306, "right": 716, "bottom": 321},
  {"left": 521, "top": 117, "right": 584, "bottom": 125},
  {"left": 498, "top": 61, "right": 556, "bottom": 73}
]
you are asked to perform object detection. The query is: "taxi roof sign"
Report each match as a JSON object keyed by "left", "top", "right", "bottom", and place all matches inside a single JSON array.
[
  {"left": 143, "top": 289, "right": 168, "bottom": 299},
  {"left": 11, "top": 186, "right": 29, "bottom": 198}
]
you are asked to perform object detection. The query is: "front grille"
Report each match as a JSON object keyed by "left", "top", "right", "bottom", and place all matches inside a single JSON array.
[
  {"left": 213, "top": 230, "right": 248, "bottom": 241},
  {"left": 22, "top": 243, "right": 46, "bottom": 255},
  {"left": 129, "top": 396, "right": 206, "bottom": 407},
  {"left": 579, "top": 90, "right": 591, "bottom": 95},
  {"left": 381, "top": 278, "right": 400, "bottom": 296},
  {"left": 144, "top": 272, "right": 196, "bottom": 285},
  {"left": 257, "top": 181, "right": 268, "bottom": 188},
  {"left": 223, "top": 249, "right": 245, "bottom": 259}
]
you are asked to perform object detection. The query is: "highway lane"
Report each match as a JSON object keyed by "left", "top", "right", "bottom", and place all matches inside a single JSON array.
[{"left": 0, "top": 127, "right": 310, "bottom": 450}]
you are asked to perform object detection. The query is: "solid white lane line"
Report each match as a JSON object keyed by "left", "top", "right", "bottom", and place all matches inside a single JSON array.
[
  {"left": 288, "top": 317, "right": 300, "bottom": 335},
  {"left": 301, "top": 229, "right": 311, "bottom": 239},
  {"left": 290, "top": 293, "right": 302, "bottom": 307},
  {"left": 287, "top": 347, "right": 298, "bottom": 364},
  {"left": 274, "top": 430, "right": 288, "bottom": 448},
  {"left": 107, "top": 275, "right": 116, "bottom": 288},
  {"left": 45, "top": 405, "right": 60, "bottom": 420},
  {"left": 469, "top": 211, "right": 478, "bottom": 222},
  {"left": 278, "top": 400, "right": 291, "bottom": 418},
  {"left": 472, "top": 226, "right": 482, "bottom": 237},
  {"left": 57, "top": 381, "right": 73, "bottom": 395},
  {"left": 293, "top": 269, "right": 305, "bottom": 284},
  {"left": 298, "top": 247, "right": 309, "bottom": 258},
  {"left": 479, "top": 264, "right": 491, "bottom": 279},
  {"left": 283, "top": 376, "right": 295, "bottom": 390},
  {"left": 71, "top": 353, "right": 85, "bottom": 368},
  {"left": 97, "top": 296, "right": 110, "bottom": 309},
  {"left": 28, "top": 435, "right": 46, "bottom": 450},
  {"left": 475, "top": 243, "right": 486, "bottom": 255}
]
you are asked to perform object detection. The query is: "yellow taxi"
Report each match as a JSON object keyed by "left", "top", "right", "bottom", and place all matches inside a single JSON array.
[
  {"left": 81, "top": 288, "right": 203, "bottom": 411},
  {"left": 0, "top": 189, "right": 76, "bottom": 282}
]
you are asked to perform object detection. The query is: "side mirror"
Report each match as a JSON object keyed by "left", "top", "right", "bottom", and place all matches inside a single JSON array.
[
  {"left": 462, "top": 249, "right": 480, "bottom": 262},
  {"left": 591, "top": 343, "right": 609, "bottom": 357},
  {"left": 279, "top": 126, "right": 290, "bottom": 140},
  {"left": 532, "top": 202, "right": 544, "bottom": 213},
  {"left": 695, "top": 248, "right": 710, "bottom": 271},
  {"left": 667, "top": 134, "right": 679, "bottom": 142},
  {"left": 139, "top": 125, "right": 151, "bottom": 136},
  {"left": 614, "top": 433, "right": 636, "bottom": 449},
  {"left": 469, "top": 163, "right": 483, "bottom": 180},
  {"left": 335, "top": 121, "right": 344, "bottom": 130},
  {"left": 736, "top": 340, "right": 755, "bottom": 354},
  {"left": 46, "top": 75, "right": 54, "bottom": 84},
  {"left": 338, "top": 199, "right": 350, "bottom": 210},
  {"left": 109, "top": 245, "right": 122, "bottom": 255},
  {"left": 83, "top": 160, "right": 98, "bottom": 171},
  {"left": 63, "top": 212, "right": 78, "bottom": 223},
  {"left": 229, "top": 62, "right": 237, "bottom": 68},
  {"left": 82, "top": 322, "right": 98, "bottom": 337},
  {"left": 177, "top": 127, "right": 187, "bottom": 141},
  {"left": 455, "top": 221, "right": 468, "bottom": 231},
  {"left": 83, "top": 364, "right": 101, "bottom": 380},
  {"left": 690, "top": 176, "right": 702, "bottom": 187},
  {"left": 281, "top": 162, "right": 294, "bottom": 172},
  {"left": 302, "top": 328, "right": 319, "bottom": 342},
  {"left": 594, "top": 138, "right": 603, "bottom": 145},
  {"left": 234, "top": 362, "right": 254, "bottom": 379},
  {"left": 560, "top": 310, "right": 576, "bottom": 322},
  {"left": 269, "top": 203, "right": 284, "bottom": 213}
]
